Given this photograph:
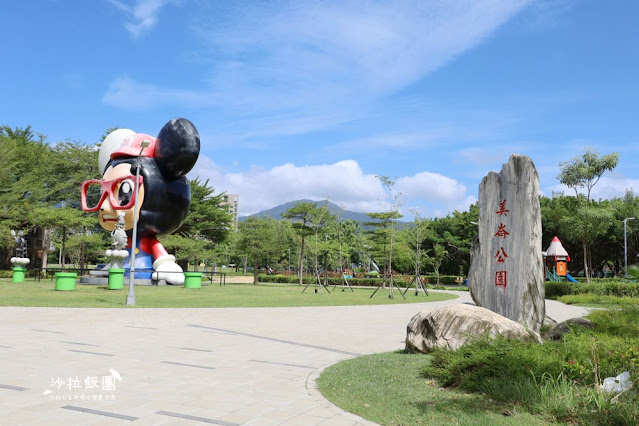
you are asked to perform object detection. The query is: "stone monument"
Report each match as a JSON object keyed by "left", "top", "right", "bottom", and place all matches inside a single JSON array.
[{"left": 468, "top": 154, "right": 545, "bottom": 332}]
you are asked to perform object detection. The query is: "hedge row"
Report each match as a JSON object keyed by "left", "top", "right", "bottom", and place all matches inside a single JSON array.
[
  {"left": 257, "top": 274, "right": 465, "bottom": 287},
  {"left": 0, "top": 270, "right": 43, "bottom": 279},
  {"left": 546, "top": 280, "right": 639, "bottom": 298}
]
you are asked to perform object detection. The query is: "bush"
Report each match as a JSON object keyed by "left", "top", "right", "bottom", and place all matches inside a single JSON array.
[
  {"left": 0, "top": 270, "right": 40, "bottom": 279},
  {"left": 546, "top": 280, "right": 639, "bottom": 299},
  {"left": 545, "top": 281, "right": 576, "bottom": 298},
  {"left": 420, "top": 275, "right": 464, "bottom": 285},
  {"left": 257, "top": 274, "right": 394, "bottom": 286},
  {"left": 558, "top": 294, "right": 639, "bottom": 306},
  {"left": 257, "top": 273, "right": 467, "bottom": 288},
  {"left": 421, "top": 306, "right": 639, "bottom": 424}
]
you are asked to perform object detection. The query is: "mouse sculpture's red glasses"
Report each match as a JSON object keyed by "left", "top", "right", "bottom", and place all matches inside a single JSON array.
[{"left": 81, "top": 175, "right": 143, "bottom": 212}]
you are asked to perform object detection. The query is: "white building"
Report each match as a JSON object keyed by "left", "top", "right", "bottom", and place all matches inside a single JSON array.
[{"left": 222, "top": 194, "right": 239, "bottom": 230}]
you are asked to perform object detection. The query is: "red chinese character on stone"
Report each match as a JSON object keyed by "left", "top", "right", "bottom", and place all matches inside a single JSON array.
[
  {"left": 494, "top": 247, "right": 509, "bottom": 263},
  {"left": 494, "top": 223, "right": 510, "bottom": 239},
  {"left": 496, "top": 199, "right": 509, "bottom": 216},
  {"left": 495, "top": 271, "right": 507, "bottom": 288}
]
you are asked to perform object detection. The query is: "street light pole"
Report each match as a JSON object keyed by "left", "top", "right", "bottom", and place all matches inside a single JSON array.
[
  {"left": 126, "top": 140, "right": 150, "bottom": 306},
  {"left": 624, "top": 217, "right": 635, "bottom": 278}
]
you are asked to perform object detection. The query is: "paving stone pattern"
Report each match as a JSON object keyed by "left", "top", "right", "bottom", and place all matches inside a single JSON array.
[{"left": 0, "top": 291, "right": 591, "bottom": 425}]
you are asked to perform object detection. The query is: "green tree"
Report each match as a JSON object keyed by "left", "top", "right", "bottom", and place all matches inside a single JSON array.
[
  {"left": 29, "top": 206, "right": 94, "bottom": 269},
  {"left": 429, "top": 204, "right": 478, "bottom": 275},
  {"left": 558, "top": 149, "right": 619, "bottom": 281},
  {"left": 558, "top": 149, "right": 619, "bottom": 201},
  {"left": 365, "top": 211, "right": 402, "bottom": 279},
  {"left": 161, "top": 235, "right": 215, "bottom": 270},
  {"left": 175, "top": 178, "right": 233, "bottom": 243},
  {"left": 0, "top": 126, "right": 107, "bottom": 269},
  {"left": 237, "top": 217, "right": 282, "bottom": 284},
  {"left": 560, "top": 201, "right": 615, "bottom": 281},
  {"left": 367, "top": 175, "right": 403, "bottom": 293},
  {"left": 425, "top": 243, "right": 448, "bottom": 285},
  {"left": 307, "top": 202, "right": 334, "bottom": 277},
  {"left": 324, "top": 215, "right": 363, "bottom": 274},
  {"left": 401, "top": 211, "right": 430, "bottom": 276},
  {"left": 282, "top": 201, "right": 323, "bottom": 284},
  {"left": 45, "top": 141, "right": 100, "bottom": 206},
  {"left": 0, "top": 126, "right": 49, "bottom": 246}
]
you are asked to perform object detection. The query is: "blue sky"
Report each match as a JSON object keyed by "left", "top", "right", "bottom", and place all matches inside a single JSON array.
[{"left": 2, "top": 1, "right": 638, "bottom": 218}]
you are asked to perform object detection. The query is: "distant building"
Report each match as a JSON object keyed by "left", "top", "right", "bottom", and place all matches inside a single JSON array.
[{"left": 222, "top": 194, "right": 239, "bottom": 230}]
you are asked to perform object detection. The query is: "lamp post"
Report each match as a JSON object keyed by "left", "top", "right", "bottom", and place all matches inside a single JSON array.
[
  {"left": 287, "top": 248, "right": 291, "bottom": 273},
  {"left": 126, "top": 140, "right": 150, "bottom": 306},
  {"left": 624, "top": 217, "right": 635, "bottom": 278}
]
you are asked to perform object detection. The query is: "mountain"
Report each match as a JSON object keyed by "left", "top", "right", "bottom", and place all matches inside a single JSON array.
[{"left": 240, "top": 199, "right": 409, "bottom": 227}]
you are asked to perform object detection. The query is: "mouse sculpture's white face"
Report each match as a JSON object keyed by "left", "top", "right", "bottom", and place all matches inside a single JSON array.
[{"left": 81, "top": 163, "right": 145, "bottom": 232}]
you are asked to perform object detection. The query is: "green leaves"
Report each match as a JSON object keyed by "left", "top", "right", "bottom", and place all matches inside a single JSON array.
[
  {"left": 175, "top": 178, "right": 233, "bottom": 243},
  {"left": 237, "top": 217, "right": 285, "bottom": 283},
  {"left": 558, "top": 149, "right": 619, "bottom": 201}
]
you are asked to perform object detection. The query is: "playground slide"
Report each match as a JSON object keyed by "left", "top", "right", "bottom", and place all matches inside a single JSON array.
[{"left": 566, "top": 273, "right": 578, "bottom": 283}]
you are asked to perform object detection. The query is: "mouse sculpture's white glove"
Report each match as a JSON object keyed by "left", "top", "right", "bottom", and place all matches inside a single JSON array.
[{"left": 152, "top": 255, "right": 184, "bottom": 285}]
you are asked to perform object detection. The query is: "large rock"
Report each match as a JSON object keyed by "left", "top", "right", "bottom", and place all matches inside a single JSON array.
[
  {"left": 405, "top": 304, "right": 543, "bottom": 353},
  {"left": 546, "top": 318, "right": 594, "bottom": 341},
  {"left": 468, "top": 155, "right": 545, "bottom": 332}
]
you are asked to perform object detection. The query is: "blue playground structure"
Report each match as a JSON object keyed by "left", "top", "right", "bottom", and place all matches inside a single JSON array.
[
  {"left": 545, "top": 266, "right": 578, "bottom": 283},
  {"left": 544, "top": 236, "right": 574, "bottom": 283},
  {"left": 546, "top": 266, "right": 561, "bottom": 282}
]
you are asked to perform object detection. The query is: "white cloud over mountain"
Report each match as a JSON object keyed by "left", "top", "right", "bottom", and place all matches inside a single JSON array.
[{"left": 190, "top": 156, "right": 474, "bottom": 218}]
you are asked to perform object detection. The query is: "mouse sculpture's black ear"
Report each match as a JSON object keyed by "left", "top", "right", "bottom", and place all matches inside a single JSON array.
[{"left": 155, "top": 118, "right": 200, "bottom": 180}]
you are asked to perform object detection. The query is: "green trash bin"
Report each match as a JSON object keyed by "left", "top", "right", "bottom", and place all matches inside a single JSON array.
[
  {"left": 12, "top": 267, "right": 26, "bottom": 283},
  {"left": 184, "top": 272, "right": 202, "bottom": 289},
  {"left": 108, "top": 268, "right": 125, "bottom": 290},
  {"left": 55, "top": 272, "right": 77, "bottom": 291}
]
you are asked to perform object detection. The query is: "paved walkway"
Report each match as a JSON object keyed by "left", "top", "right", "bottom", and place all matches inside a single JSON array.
[{"left": 0, "top": 291, "right": 592, "bottom": 425}]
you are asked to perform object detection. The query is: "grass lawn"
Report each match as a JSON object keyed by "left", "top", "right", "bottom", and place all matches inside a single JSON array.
[
  {"left": 320, "top": 306, "right": 639, "bottom": 425},
  {"left": 0, "top": 277, "right": 457, "bottom": 308},
  {"left": 318, "top": 351, "right": 552, "bottom": 425}
]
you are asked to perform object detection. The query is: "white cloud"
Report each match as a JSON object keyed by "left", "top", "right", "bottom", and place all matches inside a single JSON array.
[
  {"left": 396, "top": 172, "right": 477, "bottom": 212},
  {"left": 193, "top": 0, "right": 533, "bottom": 101},
  {"left": 190, "top": 156, "right": 474, "bottom": 218},
  {"left": 104, "top": 0, "right": 533, "bottom": 138},
  {"left": 107, "top": 0, "right": 178, "bottom": 38}
]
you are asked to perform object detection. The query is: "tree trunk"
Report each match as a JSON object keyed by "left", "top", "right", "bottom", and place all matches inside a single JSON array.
[
  {"left": 583, "top": 240, "right": 590, "bottom": 284},
  {"left": 79, "top": 242, "right": 85, "bottom": 274},
  {"left": 299, "top": 235, "right": 305, "bottom": 285},
  {"left": 253, "top": 263, "right": 259, "bottom": 285},
  {"left": 41, "top": 228, "right": 49, "bottom": 273},
  {"left": 61, "top": 227, "right": 67, "bottom": 269}
]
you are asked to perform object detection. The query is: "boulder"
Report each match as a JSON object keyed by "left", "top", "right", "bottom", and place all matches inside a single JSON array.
[
  {"left": 546, "top": 318, "right": 594, "bottom": 341},
  {"left": 543, "top": 315, "right": 558, "bottom": 328},
  {"left": 468, "top": 154, "right": 545, "bottom": 332},
  {"left": 405, "top": 304, "right": 543, "bottom": 353}
]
